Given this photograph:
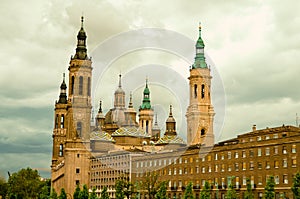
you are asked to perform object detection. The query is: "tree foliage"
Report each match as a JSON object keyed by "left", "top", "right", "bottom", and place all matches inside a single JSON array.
[
  {"left": 115, "top": 176, "right": 134, "bottom": 199},
  {"left": 183, "top": 182, "right": 194, "bottom": 199},
  {"left": 50, "top": 188, "right": 58, "bottom": 199},
  {"left": 264, "top": 176, "right": 275, "bottom": 199},
  {"left": 89, "top": 187, "right": 98, "bottom": 199},
  {"left": 141, "top": 172, "right": 160, "bottom": 199},
  {"left": 200, "top": 181, "right": 211, "bottom": 199},
  {"left": 292, "top": 172, "right": 300, "bottom": 199},
  {"left": 155, "top": 181, "right": 167, "bottom": 199},
  {"left": 73, "top": 184, "right": 81, "bottom": 199},
  {"left": 116, "top": 180, "right": 125, "bottom": 199},
  {"left": 79, "top": 184, "right": 89, "bottom": 199},
  {"left": 243, "top": 178, "right": 253, "bottom": 199},
  {"left": 0, "top": 175, "right": 8, "bottom": 199},
  {"left": 100, "top": 186, "right": 109, "bottom": 199},
  {"left": 7, "top": 167, "right": 42, "bottom": 199},
  {"left": 59, "top": 188, "right": 67, "bottom": 199},
  {"left": 225, "top": 178, "right": 237, "bottom": 199}
]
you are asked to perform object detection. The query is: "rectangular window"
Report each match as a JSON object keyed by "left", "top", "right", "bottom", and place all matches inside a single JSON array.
[
  {"left": 242, "top": 151, "right": 246, "bottom": 158},
  {"left": 274, "top": 160, "right": 279, "bottom": 168},
  {"left": 266, "top": 161, "right": 270, "bottom": 169},
  {"left": 221, "top": 154, "right": 224, "bottom": 160},
  {"left": 202, "top": 167, "right": 205, "bottom": 173},
  {"left": 221, "top": 164, "right": 225, "bottom": 172},
  {"left": 250, "top": 161, "right": 254, "bottom": 170},
  {"left": 215, "top": 165, "right": 218, "bottom": 172},
  {"left": 55, "top": 114, "right": 59, "bottom": 128},
  {"left": 275, "top": 175, "right": 279, "bottom": 184},
  {"left": 258, "top": 162, "right": 262, "bottom": 169},
  {"left": 228, "top": 164, "right": 231, "bottom": 171},
  {"left": 79, "top": 76, "right": 83, "bottom": 95},
  {"left": 235, "top": 152, "right": 239, "bottom": 158},
  {"left": 190, "top": 157, "right": 193, "bottom": 163},
  {"left": 76, "top": 168, "right": 80, "bottom": 174},
  {"left": 265, "top": 148, "right": 270, "bottom": 156},
  {"left": 242, "top": 162, "right": 246, "bottom": 170},
  {"left": 87, "top": 77, "right": 91, "bottom": 96},
  {"left": 282, "top": 146, "right": 287, "bottom": 154},
  {"left": 179, "top": 158, "right": 182, "bottom": 164},
  {"left": 257, "top": 136, "right": 262, "bottom": 141},
  {"left": 207, "top": 155, "right": 211, "bottom": 161},
  {"left": 258, "top": 148, "right": 262, "bottom": 156},
  {"left": 283, "top": 175, "right": 288, "bottom": 184},
  {"left": 251, "top": 176, "right": 255, "bottom": 189},
  {"left": 215, "top": 153, "right": 218, "bottom": 160},
  {"left": 169, "top": 168, "right": 171, "bottom": 175},
  {"left": 235, "top": 163, "right": 239, "bottom": 171},
  {"left": 292, "top": 145, "right": 297, "bottom": 153},
  {"left": 292, "top": 157, "right": 297, "bottom": 167},
  {"left": 250, "top": 150, "right": 254, "bottom": 157},
  {"left": 283, "top": 159, "right": 287, "bottom": 168},
  {"left": 258, "top": 176, "right": 262, "bottom": 185},
  {"left": 179, "top": 180, "right": 182, "bottom": 187},
  {"left": 236, "top": 177, "right": 239, "bottom": 187},
  {"left": 265, "top": 135, "right": 270, "bottom": 140},
  {"left": 184, "top": 168, "right": 187, "bottom": 174},
  {"left": 174, "top": 168, "right": 177, "bottom": 175},
  {"left": 59, "top": 144, "right": 63, "bottom": 156},
  {"left": 76, "top": 180, "right": 80, "bottom": 185},
  {"left": 179, "top": 168, "right": 182, "bottom": 175},
  {"left": 273, "top": 134, "right": 278, "bottom": 139},
  {"left": 60, "top": 114, "right": 64, "bottom": 128},
  {"left": 274, "top": 146, "right": 278, "bottom": 154},
  {"left": 208, "top": 166, "right": 212, "bottom": 173},
  {"left": 228, "top": 152, "right": 231, "bottom": 159},
  {"left": 243, "top": 176, "right": 246, "bottom": 185},
  {"left": 196, "top": 166, "right": 199, "bottom": 174},
  {"left": 184, "top": 158, "right": 187, "bottom": 163}
]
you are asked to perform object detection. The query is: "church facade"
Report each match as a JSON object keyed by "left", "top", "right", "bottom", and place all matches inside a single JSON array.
[{"left": 51, "top": 17, "right": 300, "bottom": 199}]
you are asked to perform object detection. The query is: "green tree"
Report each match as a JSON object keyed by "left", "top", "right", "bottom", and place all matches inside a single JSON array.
[
  {"left": 141, "top": 172, "right": 160, "bottom": 199},
  {"left": 200, "top": 181, "right": 211, "bottom": 199},
  {"left": 100, "top": 186, "right": 109, "bottom": 199},
  {"left": 89, "top": 187, "right": 98, "bottom": 199},
  {"left": 183, "top": 182, "right": 194, "bottom": 199},
  {"left": 116, "top": 180, "right": 125, "bottom": 199},
  {"left": 79, "top": 184, "right": 89, "bottom": 199},
  {"left": 0, "top": 175, "right": 8, "bottom": 199},
  {"left": 225, "top": 178, "right": 237, "bottom": 199},
  {"left": 264, "top": 176, "right": 275, "bottom": 199},
  {"left": 243, "top": 178, "right": 253, "bottom": 199},
  {"left": 292, "top": 172, "right": 300, "bottom": 199},
  {"left": 50, "top": 188, "right": 58, "bottom": 199},
  {"left": 39, "top": 179, "right": 51, "bottom": 199},
  {"left": 59, "top": 188, "right": 67, "bottom": 199},
  {"left": 155, "top": 181, "right": 167, "bottom": 199},
  {"left": 73, "top": 184, "right": 81, "bottom": 199},
  {"left": 7, "top": 167, "right": 42, "bottom": 199}
]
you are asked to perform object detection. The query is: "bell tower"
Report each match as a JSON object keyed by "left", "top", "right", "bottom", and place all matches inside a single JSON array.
[
  {"left": 139, "top": 79, "right": 154, "bottom": 136},
  {"left": 186, "top": 23, "right": 215, "bottom": 146}
]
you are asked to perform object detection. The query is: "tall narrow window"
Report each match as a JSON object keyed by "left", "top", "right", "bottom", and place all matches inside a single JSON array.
[
  {"left": 201, "top": 84, "right": 205, "bottom": 98},
  {"left": 87, "top": 77, "right": 91, "bottom": 96},
  {"left": 55, "top": 114, "right": 59, "bottom": 128},
  {"left": 194, "top": 84, "right": 197, "bottom": 98},
  {"left": 59, "top": 144, "right": 63, "bottom": 156},
  {"left": 77, "top": 122, "right": 82, "bottom": 137},
  {"left": 71, "top": 76, "right": 75, "bottom": 95},
  {"left": 60, "top": 114, "right": 64, "bottom": 128},
  {"left": 146, "top": 121, "right": 149, "bottom": 133},
  {"left": 79, "top": 76, "right": 83, "bottom": 95}
]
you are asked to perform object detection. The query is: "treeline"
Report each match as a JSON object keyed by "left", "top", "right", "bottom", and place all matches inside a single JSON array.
[{"left": 1, "top": 168, "right": 300, "bottom": 199}]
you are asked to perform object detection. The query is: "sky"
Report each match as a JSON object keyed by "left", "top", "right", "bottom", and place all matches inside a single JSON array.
[{"left": 0, "top": 0, "right": 299, "bottom": 178}]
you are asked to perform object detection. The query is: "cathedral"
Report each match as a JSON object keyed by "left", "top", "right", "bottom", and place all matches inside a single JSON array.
[{"left": 51, "top": 17, "right": 299, "bottom": 199}]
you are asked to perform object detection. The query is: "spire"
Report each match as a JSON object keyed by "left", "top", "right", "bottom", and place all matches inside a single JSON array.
[
  {"left": 118, "top": 74, "right": 122, "bottom": 88},
  {"left": 192, "top": 22, "right": 207, "bottom": 69},
  {"left": 165, "top": 105, "right": 176, "bottom": 136},
  {"left": 73, "top": 16, "right": 88, "bottom": 60},
  {"left": 128, "top": 92, "right": 133, "bottom": 108},
  {"left": 140, "top": 77, "right": 151, "bottom": 110},
  {"left": 98, "top": 100, "right": 103, "bottom": 113},
  {"left": 58, "top": 73, "right": 67, "bottom": 104}
]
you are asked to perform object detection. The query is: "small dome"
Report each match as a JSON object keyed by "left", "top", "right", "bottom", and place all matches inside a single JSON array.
[
  {"left": 90, "top": 130, "right": 115, "bottom": 143},
  {"left": 156, "top": 135, "right": 185, "bottom": 145},
  {"left": 112, "top": 126, "right": 150, "bottom": 138}
]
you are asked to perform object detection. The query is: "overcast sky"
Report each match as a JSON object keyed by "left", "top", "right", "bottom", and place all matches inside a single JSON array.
[{"left": 0, "top": 0, "right": 299, "bottom": 178}]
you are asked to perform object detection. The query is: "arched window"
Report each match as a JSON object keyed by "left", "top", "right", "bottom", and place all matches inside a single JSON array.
[
  {"left": 201, "top": 129, "right": 205, "bottom": 136},
  {"left": 194, "top": 84, "right": 197, "bottom": 98},
  {"left": 79, "top": 76, "right": 83, "bottom": 95},
  {"left": 146, "top": 121, "right": 149, "bottom": 133},
  {"left": 60, "top": 114, "right": 64, "bottom": 128},
  {"left": 77, "top": 122, "right": 82, "bottom": 137},
  {"left": 201, "top": 84, "right": 205, "bottom": 99},
  {"left": 59, "top": 144, "right": 63, "bottom": 156},
  {"left": 87, "top": 77, "right": 91, "bottom": 96},
  {"left": 71, "top": 76, "right": 75, "bottom": 95}
]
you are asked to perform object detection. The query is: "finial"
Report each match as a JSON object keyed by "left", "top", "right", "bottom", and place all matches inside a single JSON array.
[
  {"left": 63, "top": 73, "right": 65, "bottom": 82},
  {"left": 199, "top": 22, "right": 201, "bottom": 30},
  {"left": 98, "top": 100, "right": 102, "bottom": 113},
  {"left": 155, "top": 113, "right": 158, "bottom": 125},
  {"left": 129, "top": 92, "right": 133, "bottom": 108},
  {"left": 169, "top": 105, "right": 173, "bottom": 116},
  {"left": 118, "top": 74, "right": 122, "bottom": 88},
  {"left": 146, "top": 76, "right": 148, "bottom": 87},
  {"left": 81, "top": 16, "right": 84, "bottom": 28}
]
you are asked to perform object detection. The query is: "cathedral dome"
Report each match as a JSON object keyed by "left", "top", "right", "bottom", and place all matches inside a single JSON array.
[
  {"left": 156, "top": 135, "right": 185, "bottom": 145},
  {"left": 112, "top": 126, "right": 150, "bottom": 138},
  {"left": 90, "top": 130, "right": 115, "bottom": 143}
]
